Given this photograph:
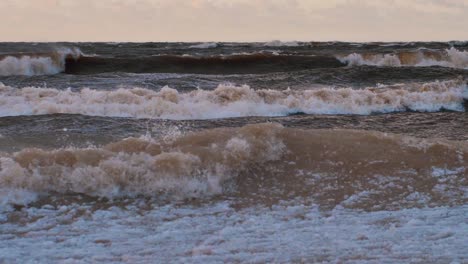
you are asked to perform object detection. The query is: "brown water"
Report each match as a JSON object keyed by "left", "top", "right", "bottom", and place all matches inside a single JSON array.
[{"left": 0, "top": 42, "right": 467, "bottom": 263}]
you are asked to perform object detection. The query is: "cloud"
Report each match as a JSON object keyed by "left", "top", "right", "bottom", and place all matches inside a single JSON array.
[{"left": 1, "top": 0, "right": 467, "bottom": 41}]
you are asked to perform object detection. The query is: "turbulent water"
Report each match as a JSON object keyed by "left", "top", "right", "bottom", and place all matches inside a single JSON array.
[{"left": 0, "top": 41, "right": 467, "bottom": 263}]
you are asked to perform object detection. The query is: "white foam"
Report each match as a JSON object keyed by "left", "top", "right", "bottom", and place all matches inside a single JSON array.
[
  {"left": 339, "top": 48, "right": 468, "bottom": 69},
  {"left": 342, "top": 53, "right": 402, "bottom": 67},
  {"left": 189, "top": 42, "right": 218, "bottom": 49},
  {"left": 0, "top": 200, "right": 466, "bottom": 262},
  {"left": 0, "top": 56, "right": 63, "bottom": 76},
  {"left": 0, "top": 80, "right": 465, "bottom": 119},
  {"left": 0, "top": 188, "right": 38, "bottom": 210},
  {"left": 431, "top": 167, "right": 466, "bottom": 178},
  {"left": 0, "top": 48, "right": 82, "bottom": 76},
  {"left": 443, "top": 47, "right": 468, "bottom": 68}
]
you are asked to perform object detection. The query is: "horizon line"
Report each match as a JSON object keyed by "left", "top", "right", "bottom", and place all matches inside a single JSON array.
[{"left": 1, "top": 39, "right": 467, "bottom": 43}]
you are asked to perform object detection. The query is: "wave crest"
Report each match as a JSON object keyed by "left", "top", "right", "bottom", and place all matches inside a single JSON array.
[
  {"left": 0, "top": 80, "right": 466, "bottom": 119},
  {"left": 0, "top": 48, "right": 82, "bottom": 76},
  {"left": 340, "top": 48, "right": 468, "bottom": 69}
]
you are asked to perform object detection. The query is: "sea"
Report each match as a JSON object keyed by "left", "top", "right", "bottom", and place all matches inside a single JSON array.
[{"left": 0, "top": 41, "right": 467, "bottom": 263}]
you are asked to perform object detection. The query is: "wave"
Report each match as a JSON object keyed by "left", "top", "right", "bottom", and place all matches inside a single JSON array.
[
  {"left": 263, "top": 40, "right": 300, "bottom": 47},
  {"left": 63, "top": 54, "right": 344, "bottom": 74},
  {"left": 3, "top": 48, "right": 466, "bottom": 77},
  {"left": 0, "top": 52, "right": 344, "bottom": 76},
  {"left": 377, "top": 42, "right": 416, "bottom": 47},
  {"left": 189, "top": 42, "right": 218, "bottom": 49},
  {"left": 0, "top": 80, "right": 466, "bottom": 119},
  {"left": 1, "top": 123, "right": 466, "bottom": 209},
  {"left": 0, "top": 48, "right": 82, "bottom": 76},
  {"left": 340, "top": 47, "right": 468, "bottom": 69}
]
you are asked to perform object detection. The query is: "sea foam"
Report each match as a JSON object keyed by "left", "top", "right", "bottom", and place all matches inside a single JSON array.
[{"left": 0, "top": 79, "right": 465, "bottom": 119}]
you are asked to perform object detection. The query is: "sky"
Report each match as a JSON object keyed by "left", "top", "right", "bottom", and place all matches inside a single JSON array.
[{"left": 2, "top": 0, "right": 468, "bottom": 42}]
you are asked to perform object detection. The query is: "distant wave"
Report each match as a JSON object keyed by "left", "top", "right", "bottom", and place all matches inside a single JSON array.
[
  {"left": 1, "top": 46, "right": 467, "bottom": 77},
  {"left": 377, "top": 42, "right": 416, "bottom": 47},
  {"left": 0, "top": 79, "right": 465, "bottom": 119},
  {"left": 0, "top": 52, "right": 344, "bottom": 76},
  {"left": 339, "top": 47, "right": 468, "bottom": 69},
  {"left": 62, "top": 54, "right": 344, "bottom": 75},
  {"left": 189, "top": 42, "right": 218, "bottom": 49},
  {"left": 0, "top": 48, "right": 82, "bottom": 76},
  {"left": 264, "top": 40, "right": 300, "bottom": 47}
]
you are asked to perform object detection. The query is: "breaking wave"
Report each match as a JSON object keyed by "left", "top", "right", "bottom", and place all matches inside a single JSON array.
[
  {"left": 1, "top": 123, "right": 466, "bottom": 209},
  {"left": 0, "top": 48, "right": 82, "bottom": 76},
  {"left": 0, "top": 80, "right": 466, "bottom": 119},
  {"left": 340, "top": 47, "right": 468, "bottom": 69}
]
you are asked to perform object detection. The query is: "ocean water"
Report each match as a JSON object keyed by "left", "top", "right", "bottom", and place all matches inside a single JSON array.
[{"left": 0, "top": 41, "right": 467, "bottom": 263}]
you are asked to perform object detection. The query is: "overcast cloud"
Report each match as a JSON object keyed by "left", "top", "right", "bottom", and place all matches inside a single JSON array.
[{"left": 1, "top": 0, "right": 467, "bottom": 41}]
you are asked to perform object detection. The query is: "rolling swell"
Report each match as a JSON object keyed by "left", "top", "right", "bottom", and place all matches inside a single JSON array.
[
  {"left": 1, "top": 123, "right": 466, "bottom": 210},
  {"left": 64, "top": 54, "right": 345, "bottom": 75}
]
